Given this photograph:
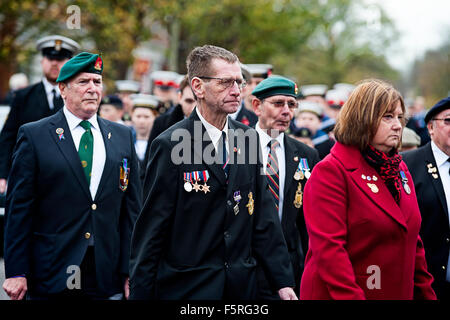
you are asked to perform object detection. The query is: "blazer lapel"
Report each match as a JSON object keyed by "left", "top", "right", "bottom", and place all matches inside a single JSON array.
[
  {"left": 333, "top": 143, "right": 408, "bottom": 230},
  {"left": 48, "top": 110, "right": 91, "bottom": 200},
  {"left": 423, "top": 143, "right": 449, "bottom": 218},
  {"left": 283, "top": 136, "right": 300, "bottom": 196},
  {"left": 94, "top": 118, "right": 115, "bottom": 201}
]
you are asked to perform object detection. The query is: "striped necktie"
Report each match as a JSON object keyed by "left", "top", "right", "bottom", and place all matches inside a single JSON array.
[
  {"left": 78, "top": 120, "right": 93, "bottom": 185},
  {"left": 266, "top": 139, "right": 280, "bottom": 210}
]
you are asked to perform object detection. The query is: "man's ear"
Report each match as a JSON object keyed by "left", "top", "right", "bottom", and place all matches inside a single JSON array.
[
  {"left": 252, "top": 97, "right": 262, "bottom": 117},
  {"left": 427, "top": 121, "right": 434, "bottom": 136},
  {"left": 191, "top": 77, "right": 204, "bottom": 99},
  {"left": 58, "top": 82, "right": 67, "bottom": 99}
]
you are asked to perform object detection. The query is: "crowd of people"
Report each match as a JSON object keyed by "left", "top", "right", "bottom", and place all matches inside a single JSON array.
[{"left": 0, "top": 35, "right": 448, "bottom": 301}]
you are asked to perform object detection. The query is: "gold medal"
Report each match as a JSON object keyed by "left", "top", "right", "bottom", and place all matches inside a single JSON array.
[
  {"left": 293, "top": 183, "right": 303, "bottom": 208},
  {"left": 246, "top": 192, "right": 254, "bottom": 215},
  {"left": 192, "top": 180, "right": 202, "bottom": 192},
  {"left": 294, "top": 170, "right": 304, "bottom": 181},
  {"left": 432, "top": 173, "right": 439, "bottom": 179},
  {"left": 367, "top": 183, "right": 378, "bottom": 193},
  {"left": 202, "top": 182, "right": 210, "bottom": 194}
]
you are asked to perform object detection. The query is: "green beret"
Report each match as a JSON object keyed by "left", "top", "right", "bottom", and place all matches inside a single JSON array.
[
  {"left": 56, "top": 52, "right": 103, "bottom": 83},
  {"left": 251, "top": 76, "right": 298, "bottom": 100}
]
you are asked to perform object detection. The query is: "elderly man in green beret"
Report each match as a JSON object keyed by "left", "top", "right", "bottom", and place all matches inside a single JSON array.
[
  {"left": 3, "top": 52, "right": 142, "bottom": 300},
  {"left": 251, "top": 76, "right": 320, "bottom": 299}
]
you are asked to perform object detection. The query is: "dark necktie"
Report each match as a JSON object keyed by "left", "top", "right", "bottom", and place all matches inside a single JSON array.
[
  {"left": 266, "top": 139, "right": 280, "bottom": 211},
  {"left": 78, "top": 121, "right": 94, "bottom": 185},
  {"left": 52, "top": 89, "right": 64, "bottom": 111},
  {"left": 220, "top": 131, "right": 229, "bottom": 178}
]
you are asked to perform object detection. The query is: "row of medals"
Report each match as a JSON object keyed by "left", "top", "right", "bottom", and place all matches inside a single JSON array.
[
  {"left": 427, "top": 163, "right": 439, "bottom": 179},
  {"left": 293, "top": 169, "right": 310, "bottom": 209},
  {"left": 363, "top": 173, "right": 411, "bottom": 194},
  {"left": 184, "top": 180, "right": 210, "bottom": 194}
]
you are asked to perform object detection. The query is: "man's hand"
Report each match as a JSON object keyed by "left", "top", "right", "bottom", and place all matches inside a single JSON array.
[
  {"left": 278, "top": 287, "right": 298, "bottom": 300},
  {"left": 0, "top": 179, "right": 7, "bottom": 194},
  {"left": 3, "top": 277, "right": 27, "bottom": 300},
  {"left": 124, "top": 277, "right": 130, "bottom": 300}
]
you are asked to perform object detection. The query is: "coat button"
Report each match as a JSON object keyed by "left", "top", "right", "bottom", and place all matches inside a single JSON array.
[
  {"left": 227, "top": 200, "right": 232, "bottom": 206},
  {"left": 85, "top": 232, "right": 91, "bottom": 239},
  {"left": 224, "top": 262, "right": 230, "bottom": 269},
  {"left": 442, "top": 266, "right": 446, "bottom": 271},
  {"left": 446, "top": 238, "right": 450, "bottom": 244},
  {"left": 91, "top": 204, "right": 97, "bottom": 210},
  {"left": 224, "top": 231, "right": 230, "bottom": 238}
]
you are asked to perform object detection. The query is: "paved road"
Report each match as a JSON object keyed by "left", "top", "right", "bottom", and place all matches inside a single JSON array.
[{"left": 0, "top": 259, "right": 9, "bottom": 300}]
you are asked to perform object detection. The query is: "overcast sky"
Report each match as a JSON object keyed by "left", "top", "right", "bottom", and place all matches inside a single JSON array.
[{"left": 367, "top": 0, "right": 450, "bottom": 72}]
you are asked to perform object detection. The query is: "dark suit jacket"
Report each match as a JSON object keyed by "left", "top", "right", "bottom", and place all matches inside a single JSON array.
[
  {"left": 402, "top": 142, "right": 450, "bottom": 298},
  {"left": 142, "top": 104, "right": 185, "bottom": 176},
  {"left": 129, "top": 109, "right": 295, "bottom": 300},
  {"left": 4, "top": 109, "right": 142, "bottom": 296},
  {"left": 0, "top": 82, "right": 62, "bottom": 179},
  {"left": 257, "top": 134, "right": 320, "bottom": 299},
  {"left": 235, "top": 105, "right": 258, "bottom": 128}
]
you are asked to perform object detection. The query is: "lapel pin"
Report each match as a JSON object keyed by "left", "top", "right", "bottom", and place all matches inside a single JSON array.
[
  {"left": 432, "top": 173, "right": 439, "bottom": 179},
  {"left": 108, "top": 132, "right": 111, "bottom": 139},
  {"left": 56, "top": 128, "right": 65, "bottom": 140},
  {"left": 367, "top": 183, "right": 379, "bottom": 193},
  {"left": 294, "top": 156, "right": 299, "bottom": 162}
]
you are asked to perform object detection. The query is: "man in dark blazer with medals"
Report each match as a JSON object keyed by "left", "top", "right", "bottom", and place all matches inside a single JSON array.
[
  {"left": 129, "top": 45, "right": 297, "bottom": 300},
  {"left": 2, "top": 52, "right": 142, "bottom": 300},
  {"left": 0, "top": 35, "right": 80, "bottom": 194},
  {"left": 251, "top": 76, "right": 320, "bottom": 299},
  {"left": 402, "top": 97, "right": 450, "bottom": 300}
]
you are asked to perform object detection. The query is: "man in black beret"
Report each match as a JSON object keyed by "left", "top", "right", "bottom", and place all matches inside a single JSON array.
[
  {"left": 251, "top": 76, "right": 320, "bottom": 299},
  {"left": 402, "top": 96, "right": 450, "bottom": 300},
  {"left": 0, "top": 35, "right": 80, "bottom": 194},
  {"left": 3, "top": 52, "right": 142, "bottom": 300}
]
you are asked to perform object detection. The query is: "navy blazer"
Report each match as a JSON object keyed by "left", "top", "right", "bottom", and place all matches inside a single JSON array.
[{"left": 4, "top": 109, "right": 142, "bottom": 296}]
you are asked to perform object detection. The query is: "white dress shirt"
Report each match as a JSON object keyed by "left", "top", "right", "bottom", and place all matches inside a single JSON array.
[
  {"left": 63, "top": 106, "right": 106, "bottom": 200},
  {"left": 42, "top": 77, "right": 61, "bottom": 110},
  {"left": 255, "top": 122, "right": 286, "bottom": 221},
  {"left": 431, "top": 141, "right": 450, "bottom": 281},
  {"left": 196, "top": 107, "right": 229, "bottom": 153}
]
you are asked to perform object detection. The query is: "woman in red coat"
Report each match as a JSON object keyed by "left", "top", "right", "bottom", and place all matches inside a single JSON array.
[{"left": 300, "top": 79, "right": 436, "bottom": 300}]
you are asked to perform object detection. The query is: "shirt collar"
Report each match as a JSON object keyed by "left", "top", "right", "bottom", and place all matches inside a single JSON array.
[
  {"left": 42, "top": 77, "right": 60, "bottom": 96},
  {"left": 63, "top": 106, "right": 99, "bottom": 131},
  {"left": 255, "top": 121, "right": 284, "bottom": 150},
  {"left": 431, "top": 140, "right": 450, "bottom": 167},
  {"left": 195, "top": 107, "right": 229, "bottom": 145}
]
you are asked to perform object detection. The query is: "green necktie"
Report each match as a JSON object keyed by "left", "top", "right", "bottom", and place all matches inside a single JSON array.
[{"left": 78, "top": 120, "right": 93, "bottom": 185}]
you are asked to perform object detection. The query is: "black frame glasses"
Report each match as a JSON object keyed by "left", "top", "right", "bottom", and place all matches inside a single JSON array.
[
  {"left": 432, "top": 118, "right": 450, "bottom": 125},
  {"left": 198, "top": 76, "right": 247, "bottom": 90}
]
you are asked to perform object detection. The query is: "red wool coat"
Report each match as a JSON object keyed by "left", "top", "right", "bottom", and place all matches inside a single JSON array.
[{"left": 300, "top": 142, "right": 436, "bottom": 300}]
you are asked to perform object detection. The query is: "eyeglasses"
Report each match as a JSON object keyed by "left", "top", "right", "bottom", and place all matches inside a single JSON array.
[
  {"left": 433, "top": 118, "right": 450, "bottom": 125},
  {"left": 198, "top": 76, "right": 247, "bottom": 90},
  {"left": 264, "top": 99, "right": 298, "bottom": 109}
]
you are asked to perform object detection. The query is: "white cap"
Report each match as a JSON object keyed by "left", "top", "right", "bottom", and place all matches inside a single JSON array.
[
  {"left": 301, "top": 84, "right": 328, "bottom": 97},
  {"left": 402, "top": 127, "right": 421, "bottom": 147},
  {"left": 297, "top": 101, "right": 323, "bottom": 118},
  {"left": 244, "top": 64, "right": 273, "bottom": 78},
  {"left": 36, "top": 35, "right": 80, "bottom": 57},
  {"left": 130, "top": 94, "right": 160, "bottom": 109},
  {"left": 150, "top": 70, "right": 181, "bottom": 88},
  {"left": 333, "top": 83, "right": 355, "bottom": 94},
  {"left": 116, "top": 80, "right": 140, "bottom": 93},
  {"left": 325, "top": 89, "right": 349, "bottom": 108}
]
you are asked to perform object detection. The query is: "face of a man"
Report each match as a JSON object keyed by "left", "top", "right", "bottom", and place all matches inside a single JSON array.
[
  {"left": 41, "top": 56, "right": 69, "bottom": 84},
  {"left": 371, "top": 101, "right": 404, "bottom": 153},
  {"left": 60, "top": 72, "right": 103, "bottom": 120},
  {"left": 295, "top": 111, "right": 321, "bottom": 135},
  {"left": 428, "top": 108, "right": 450, "bottom": 156},
  {"left": 179, "top": 86, "right": 196, "bottom": 117},
  {"left": 131, "top": 107, "right": 155, "bottom": 138},
  {"left": 253, "top": 94, "right": 296, "bottom": 135},
  {"left": 194, "top": 59, "right": 242, "bottom": 115}
]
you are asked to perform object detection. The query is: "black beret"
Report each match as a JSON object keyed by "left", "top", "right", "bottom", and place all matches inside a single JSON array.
[{"left": 425, "top": 97, "right": 450, "bottom": 123}]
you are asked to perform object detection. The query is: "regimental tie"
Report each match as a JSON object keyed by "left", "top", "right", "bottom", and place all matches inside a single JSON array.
[
  {"left": 220, "top": 131, "right": 230, "bottom": 178},
  {"left": 52, "top": 88, "right": 64, "bottom": 111},
  {"left": 78, "top": 120, "right": 93, "bottom": 185},
  {"left": 266, "top": 139, "right": 280, "bottom": 211}
]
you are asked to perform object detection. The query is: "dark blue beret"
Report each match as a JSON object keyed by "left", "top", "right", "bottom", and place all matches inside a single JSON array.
[{"left": 425, "top": 96, "right": 450, "bottom": 123}]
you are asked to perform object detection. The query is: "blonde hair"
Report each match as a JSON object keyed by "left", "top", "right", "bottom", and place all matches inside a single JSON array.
[{"left": 334, "top": 79, "right": 405, "bottom": 151}]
